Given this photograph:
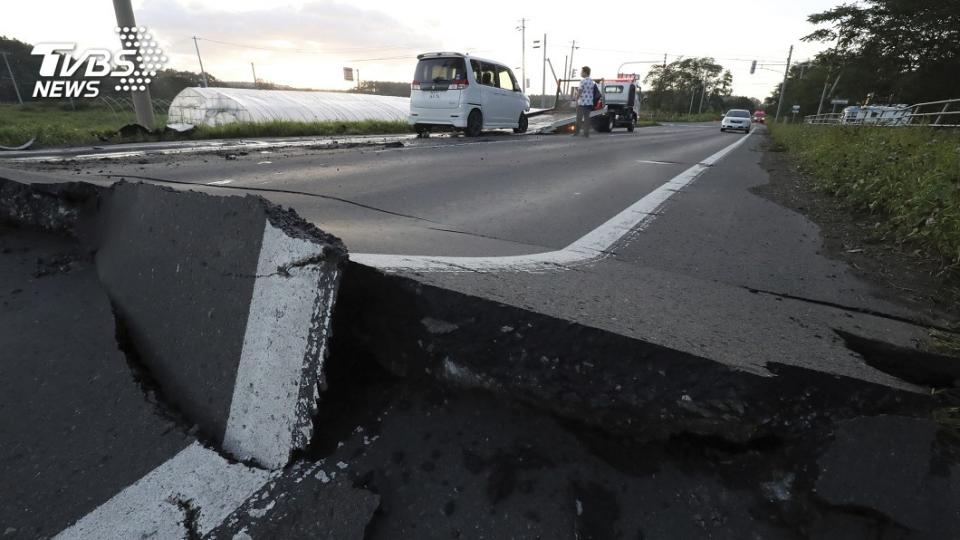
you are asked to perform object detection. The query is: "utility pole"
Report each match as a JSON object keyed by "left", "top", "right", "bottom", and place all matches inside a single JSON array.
[
  {"left": 698, "top": 78, "right": 706, "bottom": 113},
  {"left": 774, "top": 45, "right": 793, "bottom": 121},
  {"left": 663, "top": 53, "right": 667, "bottom": 68},
  {"left": 541, "top": 34, "right": 546, "bottom": 107},
  {"left": 518, "top": 18, "right": 527, "bottom": 92},
  {"left": 193, "top": 36, "right": 209, "bottom": 88},
  {"left": 569, "top": 40, "right": 577, "bottom": 78},
  {"left": 251, "top": 62, "right": 257, "bottom": 88},
  {"left": 113, "top": 0, "right": 156, "bottom": 130},
  {"left": 0, "top": 52, "right": 23, "bottom": 105},
  {"left": 562, "top": 54, "right": 568, "bottom": 94},
  {"left": 817, "top": 70, "right": 842, "bottom": 116}
]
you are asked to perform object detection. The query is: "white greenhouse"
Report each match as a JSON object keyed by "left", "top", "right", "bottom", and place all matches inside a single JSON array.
[{"left": 167, "top": 87, "right": 410, "bottom": 126}]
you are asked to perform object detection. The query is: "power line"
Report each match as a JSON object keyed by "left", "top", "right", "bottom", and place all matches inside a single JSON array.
[{"left": 194, "top": 36, "right": 421, "bottom": 56}]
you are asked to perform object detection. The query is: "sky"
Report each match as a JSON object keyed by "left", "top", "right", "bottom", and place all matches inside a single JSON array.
[{"left": 3, "top": 0, "right": 843, "bottom": 99}]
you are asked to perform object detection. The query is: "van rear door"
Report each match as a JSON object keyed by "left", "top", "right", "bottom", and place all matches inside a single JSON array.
[{"left": 411, "top": 57, "right": 468, "bottom": 110}]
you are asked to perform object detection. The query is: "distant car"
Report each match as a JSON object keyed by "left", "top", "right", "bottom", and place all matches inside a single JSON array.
[
  {"left": 409, "top": 52, "right": 530, "bottom": 137},
  {"left": 721, "top": 109, "right": 752, "bottom": 133},
  {"left": 753, "top": 111, "right": 766, "bottom": 124}
]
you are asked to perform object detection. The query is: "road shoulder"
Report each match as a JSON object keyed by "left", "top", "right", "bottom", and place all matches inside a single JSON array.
[{"left": 754, "top": 135, "right": 960, "bottom": 329}]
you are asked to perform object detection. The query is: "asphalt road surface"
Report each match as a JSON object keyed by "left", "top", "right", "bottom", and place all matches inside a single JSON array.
[{"left": 3, "top": 123, "right": 956, "bottom": 538}]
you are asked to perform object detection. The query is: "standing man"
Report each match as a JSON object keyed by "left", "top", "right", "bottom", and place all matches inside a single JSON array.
[{"left": 573, "top": 66, "right": 596, "bottom": 138}]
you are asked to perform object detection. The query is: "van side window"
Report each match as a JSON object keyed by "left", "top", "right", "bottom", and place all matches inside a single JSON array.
[
  {"left": 477, "top": 62, "right": 496, "bottom": 87},
  {"left": 497, "top": 66, "right": 519, "bottom": 91},
  {"left": 470, "top": 60, "right": 482, "bottom": 85}
]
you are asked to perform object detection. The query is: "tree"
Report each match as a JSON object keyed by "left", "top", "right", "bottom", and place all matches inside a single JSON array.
[
  {"left": 775, "top": 0, "right": 960, "bottom": 110},
  {"left": 644, "top": 57, "right": 732, "bottom": 114},
  {"left": 351, "top": 80, "right": 410, "bottom": 98},
  {"left": 0, "top": 36, "right": 41, "bottom": 103}
]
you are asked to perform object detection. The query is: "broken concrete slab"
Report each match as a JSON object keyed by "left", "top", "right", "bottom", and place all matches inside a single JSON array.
[
  {"left": 0, "top": 178, "right": 347, "bottom": 469},
  {"left": 334, "top": 262, "right": 935, "bottom": 445},
  {"left": 0, "top": 226, "right": 193, "bottom": 538},
  {"left": 93, "top": 182, "right": 346, "bottom": 468},
  {"left": 207, "top": 461, "right": 380, "bottom": 539}
]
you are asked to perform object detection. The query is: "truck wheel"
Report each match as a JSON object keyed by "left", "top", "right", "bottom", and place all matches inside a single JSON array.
[
  {"left": 606, "top": 115, "right": 615, "bottom": 132},
  {"left": 627, "top": 114, "right": 636, "bottom": 132},
  {"left": 466, "top": 110, "right": 483, "bottom": 137},
  {"left": 415, "top": 125, "right": 430, "bottom": 138},
  {"left": 513, "top": 113, "right": 528, "bottom": 134}
]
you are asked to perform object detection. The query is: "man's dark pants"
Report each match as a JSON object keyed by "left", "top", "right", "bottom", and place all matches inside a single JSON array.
[{"left": 574, "top": 105, "right": 592, "bottom": 137}]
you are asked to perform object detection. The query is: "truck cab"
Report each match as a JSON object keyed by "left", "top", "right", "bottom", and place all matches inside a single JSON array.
[{"left": 594, "top": 78, "right": 642, "bottom": 132}]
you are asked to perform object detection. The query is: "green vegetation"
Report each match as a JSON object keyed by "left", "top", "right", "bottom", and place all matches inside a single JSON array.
[
  {"left": 769, "top": 123, "right": 960, "bottom": 268},
  {"left": 643, "top": 111, "right": 718, "bottom": 123},
  {"left": 191, "top": 120, "right": 411, "bottom": 140},
  {"left": 0, "top": 103, "right": 412, "bottom": 148},
  {"left": 767, "top": 0, "right": 960, "bottom": 113},
  {"left": 0, "top": 103, "right": 164, "bottom": 147}
]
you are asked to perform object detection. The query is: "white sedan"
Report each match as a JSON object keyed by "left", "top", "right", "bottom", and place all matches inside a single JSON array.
[{"left": 721, "top": 109, "right": 752, "bottom": 133}]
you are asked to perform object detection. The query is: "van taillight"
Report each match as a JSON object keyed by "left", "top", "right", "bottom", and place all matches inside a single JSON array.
[
  {"left": 449, "top": 79, "right": 469, "bottom": 90},
  {"left": 411, "top": 80, "right": 421, "bottom": 90}
]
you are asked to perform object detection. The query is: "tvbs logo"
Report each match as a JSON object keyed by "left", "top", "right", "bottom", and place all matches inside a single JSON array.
[{"left": 31, "top": 27, "right": 167, "bottom": 98}]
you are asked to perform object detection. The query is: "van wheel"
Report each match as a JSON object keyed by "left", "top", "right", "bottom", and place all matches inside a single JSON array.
[
  {"left": 513, "top": 113, "right": 528, "bottom": 134},
  {"left": 466, "top": 110, "right": 483, "bottom": 137},
  {"left": 415, "top": 125, "right": 430, "bottom": 138},
  {"left": 627, "top": 114, "right": 636, "bottom": 132}
]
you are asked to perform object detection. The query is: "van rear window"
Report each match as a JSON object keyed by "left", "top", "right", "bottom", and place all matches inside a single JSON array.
[
  {"left": 604, "top": 85, "right": 625, "bottom": 93},
  {"left": 414, "top": 58, "right": 468, "bottom": 83}
]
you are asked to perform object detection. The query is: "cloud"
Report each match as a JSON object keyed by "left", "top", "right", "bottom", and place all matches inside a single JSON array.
[{"left": 139, "top": 0, "right": 435, "bottom": 54}]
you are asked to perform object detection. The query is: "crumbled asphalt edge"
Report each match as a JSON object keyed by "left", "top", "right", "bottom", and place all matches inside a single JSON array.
[
  {"left": 4, "top": 176, "right": 956, "bottom": 534},
  {"left": 336, "top": 262, "right": 934, "bottom": 444},
  {"left": 331, "top": 262, "right": 960, "bottom": 534}
]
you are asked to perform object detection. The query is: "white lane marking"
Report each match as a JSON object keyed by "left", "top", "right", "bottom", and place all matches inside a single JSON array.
[
  {"left": 636, "top": 159, "right": 677, "bottom": 165},
  {"left": 207, "top": 179, "right": 234, "bottom": 185},
  {"left": 54, "top": 442, "right": 270, "bottom": 539},
  {"left": 224, "top": 222, "right": 339, "bottom": 469},
  {"left": 351, "top": 132, "right": 752, "bottom": 273}
]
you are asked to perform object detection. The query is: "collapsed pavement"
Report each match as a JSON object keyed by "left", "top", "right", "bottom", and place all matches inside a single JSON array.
[{"left": 1, "top": 177, "right": 960, "bottom": 539}]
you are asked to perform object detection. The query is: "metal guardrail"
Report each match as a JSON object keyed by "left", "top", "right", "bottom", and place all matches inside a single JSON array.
[
  {"left": 804, "top": 98, "right": 960, "bottom": 128},
  {"left": 903, "top": 98, "right": 960, "bottom": 127}
]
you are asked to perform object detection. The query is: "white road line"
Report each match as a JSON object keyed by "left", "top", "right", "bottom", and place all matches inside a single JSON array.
[
  {"left": 223, "top": 222, "right": 339, "bottom": 469},
  {"left": 636, "top": 159, "right": 677, "bottom": 165},
  {"left": 351, "top": 132, "right": 752, "bottom": 273},
  {"left": 56, "top": 223, "right": 340, "bottom": 538},
  {"left": 54, "top": 442, "right": 271, "bottom": 539},
  {"left": 207, "top": 179, "right": 234, "bottom": 185}
]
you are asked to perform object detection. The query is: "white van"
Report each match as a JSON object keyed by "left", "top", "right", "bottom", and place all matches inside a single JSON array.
[{"left": 409, "top": 52, "right": 531, "bottom": 137}]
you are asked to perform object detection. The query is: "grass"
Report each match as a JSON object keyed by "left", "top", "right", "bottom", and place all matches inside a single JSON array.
[
  {"left": 0, "top": 103, "right": 412, "bottom": 148},
  {"left": 769, "top": 123, "right": 960, "bottom": 269},
  {"left": 643, "top": 111, "right": 719, "bottom": 123},
  {"left": 0, "top": 102, "right": 163, "bottom": 147},
  {"left": 191, "top": 120, "right": 411, "bottom": 139}
]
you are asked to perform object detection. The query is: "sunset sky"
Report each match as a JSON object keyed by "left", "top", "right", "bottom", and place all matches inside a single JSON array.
[{"left": 5, "top": 0, "right": 840, "bottom": 98}]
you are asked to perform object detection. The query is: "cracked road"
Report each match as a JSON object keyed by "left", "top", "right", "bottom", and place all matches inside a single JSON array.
[{"left": 3, "top": 124, "right": 959, "bottom": 538}]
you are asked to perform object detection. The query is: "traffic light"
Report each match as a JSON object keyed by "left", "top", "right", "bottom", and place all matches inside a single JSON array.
[{"left": 750, "top": 60, "right": 757, "bottom": 74}]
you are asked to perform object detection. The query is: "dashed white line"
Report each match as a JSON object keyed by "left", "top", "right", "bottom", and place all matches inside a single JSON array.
[
  {"left": 352, "top": 132, "right": 752, "bottom": 273},
  {"left": 207, "top": 179, "right": 234, "bottom": 185}
]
